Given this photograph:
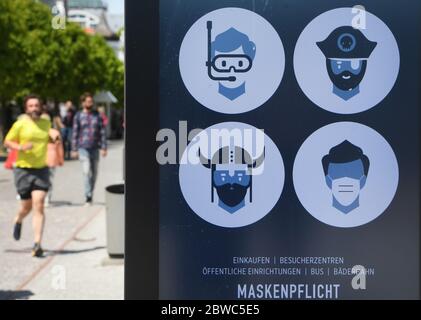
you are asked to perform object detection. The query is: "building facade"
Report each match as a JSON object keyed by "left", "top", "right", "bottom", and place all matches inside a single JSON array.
[{"left": 41, "top": 0, "right": 124, "bottom": 61}]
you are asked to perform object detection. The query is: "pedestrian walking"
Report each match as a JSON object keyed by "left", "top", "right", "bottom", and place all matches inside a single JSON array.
[
  {"left": 71, "top": 93, "right": 107, "bottom": 205},
  {"left": 41, "top": 105, "right": 64, "bottom": 207},
  {"left": 97, "top": 106, "right": 109, "bottom": 128},
  {"left": 3, "top": 94, "right": 60, "bottom": 257},
  {"left": 61, "top": 101, "right": 76, "bottom": 160}
]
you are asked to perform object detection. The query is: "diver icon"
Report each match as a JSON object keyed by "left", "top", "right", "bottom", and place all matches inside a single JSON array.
[{"left": 206, "top": 21, "right": 256, "bottom": 100}]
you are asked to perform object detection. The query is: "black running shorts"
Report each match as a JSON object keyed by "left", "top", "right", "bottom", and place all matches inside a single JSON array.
[{"left": 14, "top": 167, "right": 50, "bottom": 200}]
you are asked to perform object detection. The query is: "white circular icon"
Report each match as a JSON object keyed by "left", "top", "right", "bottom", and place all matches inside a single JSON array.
[
  {"left": 293, "top": 122, "right": 399, "bottom": 228},
  {"left": 179, "top": 8, "right": 285, "bottom": 114},
  {"left": 294, "top": 7, "right": 400, "bottom": 114},
  {"left": 179, "top": 122, "right": 285, "bottom": 228}
]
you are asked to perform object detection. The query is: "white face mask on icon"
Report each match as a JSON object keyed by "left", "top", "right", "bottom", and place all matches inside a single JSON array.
[
  {"left": 322, "top": 141, "right": 370, "bottom": 214},
  {"left": 331, "top": 177, "right": 362, "bottom": 207}
]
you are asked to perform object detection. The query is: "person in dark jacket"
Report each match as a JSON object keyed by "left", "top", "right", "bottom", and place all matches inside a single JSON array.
[{"left": 71, "top": 93, "right": 107, "bottom": 205}]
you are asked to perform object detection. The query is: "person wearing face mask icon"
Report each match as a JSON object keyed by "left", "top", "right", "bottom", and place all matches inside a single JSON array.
[
  {"left": 322, "top": 140, "right": 370, "bottom": 214},
  {"left": 206, "top": 21, "right": 256, "bottom": 101},
  {"left": 317, "top": 26, "right": 377, "bottom": 101}
]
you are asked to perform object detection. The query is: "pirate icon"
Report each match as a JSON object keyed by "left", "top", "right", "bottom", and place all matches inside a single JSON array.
[
  {"left": 317, "top": 26, "right": 377, "bottom": 101},
  {"left": 198, "top": 146, "right": 264, "bottom": 213}
]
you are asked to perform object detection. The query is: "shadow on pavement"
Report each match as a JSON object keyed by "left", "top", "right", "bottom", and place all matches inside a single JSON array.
[
  {"left": 4, "top": 246, "right": 105, "bottom": 256},
  {"left": 47, "top": 201, "right": 105, "bottom": 207},
  {"left": 0, "top": 290, "right": 34, "bottom": 300},
  {"left": 4, "top": 247, "right": 33, "bottom": 254},
  {"left": 47, "top": 201, "right": 84, "bottom": 207},
  {"left": 47, "top": 246, "right": 105, "bottom": 256},
  {"left": 73, "top": 236, "right": 97, "bottom": 242}
]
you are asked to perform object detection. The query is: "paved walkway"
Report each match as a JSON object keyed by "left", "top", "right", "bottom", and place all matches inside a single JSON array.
[{"left": 0, "top": 141, "right": 124, "bottom": 300}]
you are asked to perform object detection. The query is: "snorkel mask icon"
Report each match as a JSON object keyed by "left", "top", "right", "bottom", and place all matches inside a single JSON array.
[{"left": 206, "top": 21, "right": 253, "bottom": 82}]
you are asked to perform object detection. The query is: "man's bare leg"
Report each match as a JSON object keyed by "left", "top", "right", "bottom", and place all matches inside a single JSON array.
[
  {"left": 15, "top": 199, "right": 32, "bottom": 224},
  {"left": 32, "top": 190, "right": 47, "bottom": 244},
  {"left": 13, "top": 199, "right": 32, "bottom": 240}
]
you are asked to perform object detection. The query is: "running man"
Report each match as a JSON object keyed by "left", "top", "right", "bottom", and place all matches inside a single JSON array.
[{"left": 4, "top": 94, "right": 60, "bottom": 257}]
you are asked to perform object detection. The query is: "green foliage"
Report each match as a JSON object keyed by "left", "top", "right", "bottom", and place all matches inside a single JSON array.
[{"left": 0, "top": 0, "right": 124, "bottom": 105}]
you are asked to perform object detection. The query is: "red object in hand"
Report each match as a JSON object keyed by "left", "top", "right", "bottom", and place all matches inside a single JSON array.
[
  {"left": 4, "top": 149, "right": 17, "bottom": 170},
  {"left": 46, "top": 141, "right": 64, "bottom": 168}
]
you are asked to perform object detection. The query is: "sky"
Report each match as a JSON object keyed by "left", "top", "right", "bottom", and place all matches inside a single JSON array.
[{"left": 105, "top": 0, "right": 124, "bottom": 15}]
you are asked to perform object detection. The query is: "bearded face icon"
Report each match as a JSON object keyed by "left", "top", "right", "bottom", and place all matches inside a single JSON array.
[
  {"left": 198, "top": 146, "right": 265, "bottom": 213},
  {"left": 317, "top": 26, "right": 377, "bottom": 101}
]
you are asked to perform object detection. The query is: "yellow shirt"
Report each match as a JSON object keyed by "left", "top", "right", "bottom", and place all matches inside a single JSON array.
[{"left": 5, "top": 116, "right": 51, "bottom": 169}]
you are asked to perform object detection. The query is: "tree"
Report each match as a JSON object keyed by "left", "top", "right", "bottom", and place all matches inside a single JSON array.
[
  {"left": 0, "top": 0, "right": 44, "bottom": 102},
  {"left": 0, "top": 0, "right": 124, "bottom": 140},
  {"left": 17, "top": 2, "right": 124, "bottom": 104},
  {"left": 28, "top": 23, "right": 123, "bottom": 103},
  {"left": 0, "top": 0, "right": 44, "bottom": 142}
]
